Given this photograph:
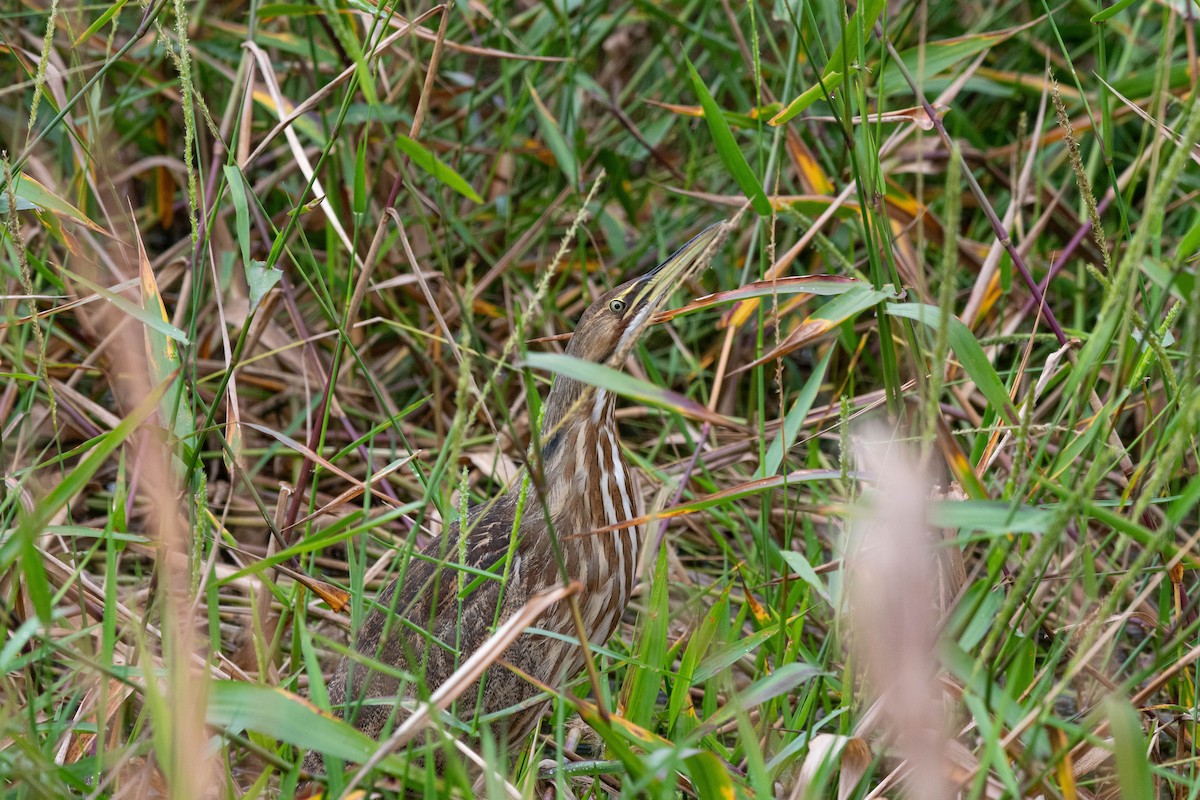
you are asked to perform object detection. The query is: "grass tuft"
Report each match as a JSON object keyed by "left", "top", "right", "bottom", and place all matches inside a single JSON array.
[{"left": 3, "top": 1, "right": 1200, "bottom": 798}]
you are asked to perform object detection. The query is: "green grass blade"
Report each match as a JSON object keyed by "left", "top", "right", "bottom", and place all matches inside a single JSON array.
[
  {"left": 623, "top": 544, "right": 670, "bottom": 729},
  {"left": 1107, "top": 697, "right": 1154, "bottom": 799},
  {"left": 526, "top": 82, "right": 579, "bottom": 188},
  {"left": 770, "top": 0, "right": 884, "bottom": 124},
  {"left": 1092, "top": 0, "right": 1138, "bottom": 23},
  {"left": 524, "top": 352, "right": 739, "bottom": 426},
  {"left": 759, "top": 346, "right": 833, "bottom": 478},
  {"left": 72, "top": 0, "right": 131, "bottom": 46},
  {"left": 395, "top": 134, "right": 484, "bottom": 203},
  {"left": 668, "top": 585, "right": 729, "bottom": 735},
  {"left": 886, "top": 302, "right": 1017, "bottom": 425},
  {"left": 207, "top": 680, "right": 403, "bottom": 770},
  {"left": 7, "top": 374, "right": 173, "bottom": 621},
  {"left": 685, "top": 57, "right": 771, "bottom": 216},
  {"left": 64, "top": 268, "right": 191, "bottom": 345}
]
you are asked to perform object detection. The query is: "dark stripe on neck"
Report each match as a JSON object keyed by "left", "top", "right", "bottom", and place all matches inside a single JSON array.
[{"left": 542, "top": 429, "right": 563, "bottom": 459}]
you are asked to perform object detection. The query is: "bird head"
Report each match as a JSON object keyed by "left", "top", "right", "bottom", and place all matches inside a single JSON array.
[{"left": 565, "top": 222, "right": 725, "bottom": 367}]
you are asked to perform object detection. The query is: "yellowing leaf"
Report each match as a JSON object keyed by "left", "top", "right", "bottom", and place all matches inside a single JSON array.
[{"left": 1, "top": 172, "right": 110, "bottom": 235}]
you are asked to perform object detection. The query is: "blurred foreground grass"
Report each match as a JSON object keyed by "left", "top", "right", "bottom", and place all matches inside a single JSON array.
[{"left": 3, "top": 0, "right": 1200, "bottom": 797}]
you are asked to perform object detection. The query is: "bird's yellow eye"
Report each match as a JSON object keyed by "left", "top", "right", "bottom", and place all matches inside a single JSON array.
[{"left": 608, "top": 299, "right": 627, "bottom": 313}]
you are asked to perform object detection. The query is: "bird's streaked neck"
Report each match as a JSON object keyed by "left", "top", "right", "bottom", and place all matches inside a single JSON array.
[
  {"left": 537, "top": 301, "right": 652, "bottom": 464},
  {"left": 535, "top": 375, "right": 622, "bottom": 530},
  {"left": 538, "top": 377, "right": 615, "bottom": 466}
]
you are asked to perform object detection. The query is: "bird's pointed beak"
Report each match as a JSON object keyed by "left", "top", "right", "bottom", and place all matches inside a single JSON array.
[{"left": 629, "top": 221, "right": 726, "bottom": 310}]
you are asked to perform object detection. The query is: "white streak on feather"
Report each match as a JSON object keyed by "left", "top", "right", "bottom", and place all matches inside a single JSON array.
[
  {"left": 592, "top": 389, "right": 609, "bottom": 424},
  {"left": 596, "top": 441, "right": 619, "bottom": 529},
  {"left": 592, "top": 608, "right": 615, "bottom": 643},
  {"left": 615, "top": 305, "right": 654, "bottom": 356},
  {"left": 610, "top": 431, "right": 634, "bottom": 524}
]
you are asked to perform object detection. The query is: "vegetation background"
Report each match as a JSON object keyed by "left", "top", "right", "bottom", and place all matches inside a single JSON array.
[{"left": 3, "top": 0, "right": 1200, "bottom": 797}]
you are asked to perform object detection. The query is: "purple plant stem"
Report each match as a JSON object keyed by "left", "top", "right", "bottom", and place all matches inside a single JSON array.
[
  {"left": 651, "top": 422, "right": 712, "bottom": 556},
  {"left": 1019, "top": 195, "right": 1114, "bottom": 318},
  {"left": 877, "top": 30, "right": 1069, "bottom": 347}
]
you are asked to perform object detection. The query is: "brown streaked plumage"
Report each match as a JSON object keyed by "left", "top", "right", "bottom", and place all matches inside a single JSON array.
[{"left": 303, "top": 223, "right": 723, "bottom": 777}]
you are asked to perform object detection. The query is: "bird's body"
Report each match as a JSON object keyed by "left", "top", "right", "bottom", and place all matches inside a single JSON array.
[
  {"left": 304, "top": 224, "right": 721, "bottom": 777},
  {"left": 311, "top": 426, "right": 641, "bottom": 757}
]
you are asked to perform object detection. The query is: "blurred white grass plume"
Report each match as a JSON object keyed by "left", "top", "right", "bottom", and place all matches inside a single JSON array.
[{"left": 846, "top": 424, "right": 951, "bottom": 800}]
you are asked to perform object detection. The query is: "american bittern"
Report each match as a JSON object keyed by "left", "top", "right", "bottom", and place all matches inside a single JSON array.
[{"left": 304, "top": 223, "right": 723, "bottom": 776}]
